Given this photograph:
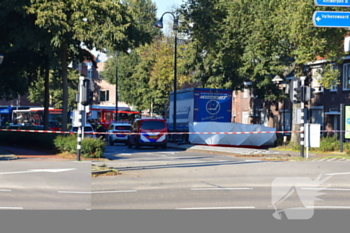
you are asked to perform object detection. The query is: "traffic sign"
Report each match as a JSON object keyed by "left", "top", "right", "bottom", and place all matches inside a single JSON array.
[
  {"left": 315, "top": 0, "right": 350, "bottom": 7},
  {"left": 313, "top": 11, "right": 350, "bottom": 27}
]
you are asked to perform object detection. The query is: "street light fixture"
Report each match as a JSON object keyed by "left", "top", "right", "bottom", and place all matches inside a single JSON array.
[
  {"left": 0, "top": 55, "right": 4, "bottom": 65},
  {"left": 155, "top": 12, "right": 179, "bottom": 140},
  {"left": 272, "top": 75, "right": 287, "bottom": 141}
]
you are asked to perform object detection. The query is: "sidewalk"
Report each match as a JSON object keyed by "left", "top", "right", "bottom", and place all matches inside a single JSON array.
[
  {"left": 167, "top": 142, "right": 293, "bottom": 157},
  {"left": 1, "top": 143, "right": 348, "bottom": 161}
]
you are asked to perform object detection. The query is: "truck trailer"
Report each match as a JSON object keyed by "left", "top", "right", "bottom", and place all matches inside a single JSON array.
[{"left": 167, "top": 88, "right": 232, "bottom": 132}]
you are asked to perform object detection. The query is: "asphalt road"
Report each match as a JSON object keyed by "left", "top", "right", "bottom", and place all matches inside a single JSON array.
[
  {"left": 0, "top": 161, "right": 91, "bottom": 209},
  {"left": 92, "top": 144, "right": 350, "bottom": 210}
]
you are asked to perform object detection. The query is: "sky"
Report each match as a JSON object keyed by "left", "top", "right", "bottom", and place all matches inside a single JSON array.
[
  {"left": 152, "top": 0, "right": 185, "bottom": 35},
  {"left": 153, "top": 0, "right": 184, "bottom": 19}
]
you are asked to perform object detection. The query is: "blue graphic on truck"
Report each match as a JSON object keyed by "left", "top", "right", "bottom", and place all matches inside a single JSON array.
[{"left": 168, "top": 88, "right": 232, "bottom": 131}]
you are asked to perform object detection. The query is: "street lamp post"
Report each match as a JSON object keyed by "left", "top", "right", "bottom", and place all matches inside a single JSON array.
[
  {"left": 155, "top": 12, "right": 179, "bottom": 142},
  {"left": 272, "top": 75, "right": 287, "bottom": 142},
  {"left": 115, "top": 51, "right": 119, "bottom": 122}
]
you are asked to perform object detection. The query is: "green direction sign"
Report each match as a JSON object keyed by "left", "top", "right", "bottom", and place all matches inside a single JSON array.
[{"left": 345, "top": 105, "right": 350, "bottom": 139}]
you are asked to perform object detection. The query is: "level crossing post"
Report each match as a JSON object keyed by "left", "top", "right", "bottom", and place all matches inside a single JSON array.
[{"left": 300, "top": 77, "right": 305, "bottom": 158}]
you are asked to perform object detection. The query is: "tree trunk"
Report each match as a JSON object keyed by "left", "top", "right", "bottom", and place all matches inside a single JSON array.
[
  {"left": 291, "top": 103, "right": 301, "bottom": 146},
  {"left": 43, "top": 66, "right": 50, "bottom": 130},
  {"left": 61, "top": 43, "right": 68, "bottom": 131}
]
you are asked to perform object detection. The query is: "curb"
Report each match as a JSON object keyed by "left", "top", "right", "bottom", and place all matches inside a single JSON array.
[
  {"left": 184, "top": 148, "right": 291, "bottom": 158},
  {"left": 0, "top": 148, "right": 18, "bottom": 161},
  {"left": 0, "top": 155, "right": 18, "bottom": 161},
  {"left": 91, "top": 169, "right": 113, "bottom": 175}
]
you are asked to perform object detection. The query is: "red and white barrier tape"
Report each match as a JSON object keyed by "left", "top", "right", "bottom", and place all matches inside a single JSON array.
[
  {"left": 0, "top": 129, "right": 350, "bottom": 135},
  {"left": 1, "top": 128, "right": 347, "bottom": 135}
]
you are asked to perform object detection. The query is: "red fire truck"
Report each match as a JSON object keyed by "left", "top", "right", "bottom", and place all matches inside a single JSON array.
[{"left": 88, "top": 105, "right": 140, "bottom": 129}]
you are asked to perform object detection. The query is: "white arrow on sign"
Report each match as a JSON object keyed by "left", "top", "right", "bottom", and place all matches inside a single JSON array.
[{"left": 0, "top": 168, "right": 76, "bottom": 175}]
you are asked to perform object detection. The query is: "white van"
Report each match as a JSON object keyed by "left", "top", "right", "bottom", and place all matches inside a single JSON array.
[{"left": 70, "top": 124, "right": 96, "bottom": 138}]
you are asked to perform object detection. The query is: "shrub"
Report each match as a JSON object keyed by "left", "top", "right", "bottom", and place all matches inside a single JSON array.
[
  {"left": 318, "top": 135, "right": 338, "bottom": 152},
  {"left": 344, "top": 143, "right": 350, "bottom": 155},
  {"left": 81, "top": 137, "right": 106, "bottom": 158},
  {"left": 54, "top": 134, "right": 106, "bottom": 158}
]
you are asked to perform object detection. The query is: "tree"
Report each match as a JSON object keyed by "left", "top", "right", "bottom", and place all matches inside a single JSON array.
[
  {"left": 25, "top": 0, "right": 155, "bottom": 130},
  {"left": 181, "top": 0, "right": 348, "bottom": 145},
  {"left": 0, "top": 0, "right": 50, "bottom": 99}
]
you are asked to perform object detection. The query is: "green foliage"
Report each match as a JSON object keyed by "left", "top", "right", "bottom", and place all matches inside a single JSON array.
[
  {"left": 54, "top": 134, "right": 107, "bottom": 158},
  {"left": 344, "top": 143, "right": 350, "bottom": 155},
  {"left": 180, "top": 0, "right": 348, "bottom": 100},
  {"left": 28, "top": 68, "right": 79, "bottom": 109},
  {"left": 103, "top": 36, "right": 196, "bottom": 113},
  {"left": 315, "top": 64, "right": 341, "bottom": 90},
  {"left": 317, "top": 135, "right": 339, "bottom": 152}
]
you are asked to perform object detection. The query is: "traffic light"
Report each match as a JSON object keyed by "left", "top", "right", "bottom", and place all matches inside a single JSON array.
[
  {"left": 304, "top": 86, "right": 315, "bottom": 102},
  {"left": 81, "top": 78, "right": 93, "bottom": 106},
  {"left": 290, "top": 78, "right": 301, "bottom": 104},
  {"left": 294, "top": 86, "right": 305, "bottom": 103}
]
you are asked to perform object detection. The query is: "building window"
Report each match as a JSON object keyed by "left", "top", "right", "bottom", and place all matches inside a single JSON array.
[
  {"left": 329, "top": 65, "right": 339, "bottom": 92},
  {"left": 260, "top": 109, "right": 268, "bottom": 127},
  {"left": 88, "top": 70, "right": 93, "bottom": 79},
  {"left": 243, "top": 89, "right": 249, "bottom": 98},
  {"left": 281, "top": 110, "right": 291, "bottom": 135},
  {"left": 242, "top": 111, "right": 249, "bottom": 124},
  {"left": 99, "top": 90, "right": 109, "bottom": 102},
  {"left": 310, "top": 107, "right": 324, "bottom": 129},
  {"left": 311, "top": 67, "right": 324, "bottom": 92},
  {"left": 343, "top": 63, "right": 350, "bottom": 90}
]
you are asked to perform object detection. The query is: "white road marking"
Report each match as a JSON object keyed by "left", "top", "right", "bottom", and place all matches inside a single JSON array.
[
  {"left": 306, "top": 206, "right": 350, "bottom": 209},
  {"left": 325, "top": 172, "right": 350, "bottom": 176},
  {"left": 0, "top": 207, "right": 23, "bottom": 209},
  {"left": 0, "top": 168, "right": 76, "bottom": 175},
  {"left": 162, "top": 152, "right": 177, "bottom": 155},
  {"left": 327, "top": 158, "right": 337, "bottom": 161},
  {"left": 245, "top": 160, "right": 259, "bottom": 162},
  {"left": 177, "top": 206, "right": 255, "bottom": 210},
  {"left": 191, "top": 187, "right": 253, "bottom": 191},
  {"left": 0, "top": 189, "right": 11, "bottom": 192},
  {"left": 58, "top": 190, "right": 137, "bottom": 194},
  {"left": 302, "top": 188, "right": 350, "bottom": 191}
]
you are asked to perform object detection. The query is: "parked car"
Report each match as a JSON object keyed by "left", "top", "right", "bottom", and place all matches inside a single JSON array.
[
  {"left": 70, "top": 124, "right": 96, "bottom": 138},
  {"left": 107, "top": 122, "right": 132, "bottom": 145},
  {"left": 127, "top": 119, "right": 167, "bottom": 149}
]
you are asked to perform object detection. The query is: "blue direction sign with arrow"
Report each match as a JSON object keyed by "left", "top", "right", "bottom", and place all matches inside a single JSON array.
[
  {"left": 315, "top": 0, "right": 350, "bottom": 7},
  {"left": 313, "top": 11, "right": 350, "bottom": 27}
]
